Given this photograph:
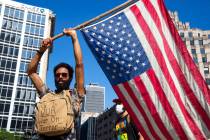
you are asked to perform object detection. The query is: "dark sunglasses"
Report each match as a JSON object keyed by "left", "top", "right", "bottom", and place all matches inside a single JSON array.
[{"left": 55, "top": 73, "right": 68, "bottom": 78}]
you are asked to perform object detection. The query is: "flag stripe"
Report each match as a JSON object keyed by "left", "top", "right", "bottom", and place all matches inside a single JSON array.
[
  {"left": 132, "top": 72, "right": 175, "bottom": 140},
  {"left": 125, "top": 7, "right": 195, "bottom": 139},
  {"left": 147, "top": 0, "right": 210, "bottom": 133},
  {"left": 130, "top": 5, "right": 188, "bottom": 139},
  {"left": 128, "top": 79, "right": 169, "bottom": 140},
  {"left": 141, "top": 0, "right": 207, "bottom": 138},
  {"left": 113, "top": 85, "right": 151, "bottom": 140},
  {"left": 123, "top": 81, "right": 164, "bottom": 140},
  {"left": 156, "top": 0, "right": 210, "bottom": 105},
  {"left": 150, "top": 0, "right": 210, "bottom": 117}
]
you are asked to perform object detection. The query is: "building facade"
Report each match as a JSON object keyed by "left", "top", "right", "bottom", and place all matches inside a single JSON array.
[
  {"left": 83, "top": 83, "right": 105, "bottom": 113},
  {"left": 169, "top": 11, "right": 210, "bottom": 87},
  {"left": 97, "top": 106, "right": 117, "bottom": 140},
  {"left": 0, "top": 0, "right": 55, "bottom": 133}
]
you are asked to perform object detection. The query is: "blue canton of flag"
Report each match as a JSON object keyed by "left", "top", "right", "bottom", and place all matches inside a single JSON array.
[{"left": 81, "top": 13, "right": 151, "bottom": 85}]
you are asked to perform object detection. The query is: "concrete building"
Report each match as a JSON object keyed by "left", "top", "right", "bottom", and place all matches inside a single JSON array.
[
  {"left": 83, "top": 83, "right": 105, "bottom": 113},
  {"left": 80, "top": 117, "right": 97, "bottom": 140},
  {"left": 0, "top": 0, "right": 55, "bottom": 133},
  {"left": 169, "top": 11, "right": 210, "bottom": 87},
  {"left": 97, "top": 106, "right": 117, "bottom": 140}
]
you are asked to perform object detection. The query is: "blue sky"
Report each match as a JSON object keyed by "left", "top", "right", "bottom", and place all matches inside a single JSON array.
[{"left": 15, "top": 0, "right": 210, "bottom": 108}]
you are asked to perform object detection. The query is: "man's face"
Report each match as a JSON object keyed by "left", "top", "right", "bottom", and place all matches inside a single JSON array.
[{"left": 55, "top": 67, "right": 71, "bottom": 91}]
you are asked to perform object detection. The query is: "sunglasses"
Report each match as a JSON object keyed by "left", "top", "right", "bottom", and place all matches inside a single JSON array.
[{"left": 55, "top": 73, "right": 68, "bottom": 78}]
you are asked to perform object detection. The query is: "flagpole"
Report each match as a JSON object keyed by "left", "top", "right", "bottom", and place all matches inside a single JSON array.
[{"left": 51, "top": 0, "right": 134, "bottom": 41}]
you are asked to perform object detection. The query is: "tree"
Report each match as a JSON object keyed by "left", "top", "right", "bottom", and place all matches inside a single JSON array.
[{"left": 0, "top": 129, "right": 23, "bottom": 140}]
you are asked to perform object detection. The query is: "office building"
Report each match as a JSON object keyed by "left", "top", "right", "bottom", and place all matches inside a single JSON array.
[
  {"left": 0, "top": 0, "right": 55, "bottom": 133},
  {"left": 83, "top": 83, "right": 105, "bottom": 113},
  {"left": 80, "top": 117, "right": 97, "bottom": 140},
  {"left": 97, "top": 106, "right": 117, "bottom": 140},
  {"left": 169, "top": 11, "right": 210, "bottom": 87}
]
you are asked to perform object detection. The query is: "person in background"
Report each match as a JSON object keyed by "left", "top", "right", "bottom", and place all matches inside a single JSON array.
[{"left": 113, "top": 99, "right": 144, "bottom": 140}]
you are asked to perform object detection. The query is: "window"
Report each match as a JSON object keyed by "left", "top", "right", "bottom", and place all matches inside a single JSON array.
[
  {"left": 204, "top": 66, "right": 209, "bottom": 74},
  {"left": 202, "top": 56, "right": 207, "bottom": 63},
  {"left": 193, "top": 56, "right": 198, "bottom": 63},
  {"left": 188, "top": 32, "right": 193, "bottom": 38},
  {"left": 200, "top": 48, "right": 205, "bottom": 54},
  {"left": 191, "top": 49, "right": 196, "bottom": 54},
  {"left": 208, "top": 34, "right": 210, "bottom": 39},
  {"left": 41, "top": 15, "right": 46, "bottom": 25},
  {"left": 206, "top": 78, "right": 210, "bottom": 85},
  {"left": 199, "top": 40, "right": 203, "bottom": 45},
  {"left": 0, "top": 116, "right": 8, "bottom": 129},
  {"left": 180, "top": 32, "right": 184, "bottom": 38}
]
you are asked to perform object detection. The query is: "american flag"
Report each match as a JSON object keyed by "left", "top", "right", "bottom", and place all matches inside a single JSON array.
[{"left": 81, "top": 0, "right": 210, "bottom": 139}]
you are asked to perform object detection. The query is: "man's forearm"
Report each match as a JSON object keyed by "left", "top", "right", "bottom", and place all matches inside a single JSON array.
[{"left": 27, "top": 52, "right": 43, "bottom": 76}]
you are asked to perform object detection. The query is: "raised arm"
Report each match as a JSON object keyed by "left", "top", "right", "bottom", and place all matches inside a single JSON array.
[
  {"left": 63, "top": 29, "right": 85, "bottom": 97},
  {"left": 27, "top": 38, "right": 52, "bottom": 96}
]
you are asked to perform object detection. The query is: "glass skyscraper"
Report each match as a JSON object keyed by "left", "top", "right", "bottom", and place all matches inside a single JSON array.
[
  {"left": 0, "top": 0, "right": 55, "bottom": 133},
  {"left": 83, "top": 83, "right": 105, "bottom": 113}
]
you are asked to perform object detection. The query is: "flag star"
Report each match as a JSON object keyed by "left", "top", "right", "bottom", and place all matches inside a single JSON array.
[
  {"left": 128, "top": 34, "right": 132, "bottom": 37},
  {"left": 134, "top": 67, "right": 138, "bottom": 70},
  {"left": 126, "top": 40, "right": 130, "bottom": 44},
  {"left": 118, "top": 16, "right": 122, "bottom": 20},
  {"left": 98, "top": 35, "right": 102, "bottom": 39},
  {"left": 110, "top": 20, "right": 114, "bottom": 23},
  {"left": 121, "top": 30, "right": 125, "bottom": 34},
  {"left": 102, "top": 23, "right": 105, "bottom": 27},
  {"left": 95, "top": 48, "right": 99, "bottom": 51},
  {"left": 126, "top": 71, "right": 130, "bottom": 74},
  {"left": 90, "top": 38, "right": 94, "bottom": 42},
  {"left": 107, "top": 60, "right": 111, "bottom": 64},
  {"left": 112, "top": 75, "right": 115, "bottom": 79},
  {"left": 113, "top": 34, "right": 117, "bottom": 38},
  {"left": 142, "top": 63, "right": 146, "bottom": 66},
  {"left": 120, "top": 67, "right": 124, "bottom": 70},
  {"left": 108, "top": 54, "right": 112, "bottom": 58},
  {"left": 129, "top": 57, "right": 133, "bottom": 60},
  {"left": 120, "top": 38, "right": 124, "bottom": 41},
  {"left": 128, "top": 64, "right": 132, "bottom": 67},
  {"left": 115, "top": 28, "right": 119, "bottom": 32},
  {"left": 113, "top": 64, "right": 117, "bottom": 67},
  {"left": 93, "top": 26, "right": 97, "bottom": 30},
  {"left": 91, "top": 32, "right": 96, "bottom": 36},
  {"left": 85, "top": 29, "right": 89, "bottom": 33},
  {"left": 100, "top": 29, "right": 104, "bottom": 32},
  {"left": 102, "top": 51, "right": 105, "bottom": 54},
  {"left": 131, "top": 50, "right": 135, "bottom": 53},
  {"left": 97, "top": 41, "right": 100, "bottom": 45},
  {"left": 107, "top": 32, "right": 110, "bottom": 36},
  {"left": 116, "top": 51, "right": 120, "bottom": 55},
  {"left": 123, "top": 24, "right": 127, "bottom": 28},
  {"left": 101, "top": 58, "right": 104, "bottom": 61},
  {"left": 121, "top": 61, "right": 125, "bottom": 64},
  {"left": 108, "top": 25, "right": 112, "bottom": 29},
  {"left": 132, "top": 43, "right": 136, "bottom": 47},
  {"left": 105, "top": 38, "right": 109, "bottom": 42},
  {"left": 111, "top": 42, "right": 115, "bottom": 45},
  {"left": 119, "top": 73, "right": 122, "bottom": 77},
  {"left": 110, "top": 48, "right": 114, "bottom": 51},
  {"left": 136, "top": 60, "right": 140, "bottom": 63},
  {"left": 124, "top": 47, "right": 128, "bottom": 51},
  {"left": 118, "top": 44, "right": 122, "bottom": 48},
  {"left": 116, "top": 22, "right": 121, "bottom": 26},
  {"left": 123, "top": 54, "right": 127, "bottom": 57},
  {"left": 137, "top": 52, "right": 141, "bottom": 56},
  {"left": 103, "top": 45, "right": 107, "bottom": 48},
  {"left": 113, "top": 69, "right": 116, "bottom": 73},
  {"left": 106, "top": 66, "right": 110, "bottom": 70}
]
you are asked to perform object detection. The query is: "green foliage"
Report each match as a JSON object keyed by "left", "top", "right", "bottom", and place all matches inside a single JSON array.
[{"left": 0, "top": 129, "right": 23, "bottom": 140}]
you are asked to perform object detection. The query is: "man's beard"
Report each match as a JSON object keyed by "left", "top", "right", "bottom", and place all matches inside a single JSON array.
[{"left": 55, "top": 79, "right": 71, "bottom": 93}]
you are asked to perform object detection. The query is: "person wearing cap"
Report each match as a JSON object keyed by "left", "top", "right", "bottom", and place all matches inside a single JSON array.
[{"left": 113, "top": 99, "right": 144, "bottom": 140}]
